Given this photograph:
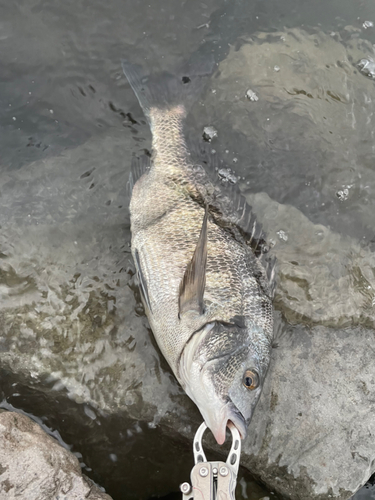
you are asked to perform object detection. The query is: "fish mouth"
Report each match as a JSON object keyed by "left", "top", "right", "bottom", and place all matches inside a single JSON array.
[{"left": 205, "top": 403, "right": 248, "bottom": 445}]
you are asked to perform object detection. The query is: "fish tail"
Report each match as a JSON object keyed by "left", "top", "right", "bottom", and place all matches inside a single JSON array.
[{"left": 121, "top": 53, "right": 215, "bottom": 122}]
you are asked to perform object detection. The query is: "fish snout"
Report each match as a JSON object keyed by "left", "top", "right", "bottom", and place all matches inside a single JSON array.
[{"left": 204, "top": 405, "right": 248, "bottom": 445}]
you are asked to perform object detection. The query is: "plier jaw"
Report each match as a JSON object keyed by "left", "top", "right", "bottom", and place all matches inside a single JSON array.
[{"left": 180, "top": 422, "right": 241, "bottom": 500}]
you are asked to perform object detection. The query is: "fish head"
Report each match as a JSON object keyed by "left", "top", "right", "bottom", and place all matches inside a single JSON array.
[{"left": 179, "top": 320, "right": 271, "bottom": 445}]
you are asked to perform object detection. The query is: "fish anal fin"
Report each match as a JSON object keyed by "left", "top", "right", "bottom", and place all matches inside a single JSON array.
[
  {"left": 179, "top": 206, "right": 208, "bottom": 318},
  {"left": 127, "top": 155, "right": 151, "bottom": 196}
]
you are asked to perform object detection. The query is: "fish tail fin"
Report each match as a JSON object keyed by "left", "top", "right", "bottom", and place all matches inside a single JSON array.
[{"left": 121, "top": 53, "right": 215, "bottom": 122}]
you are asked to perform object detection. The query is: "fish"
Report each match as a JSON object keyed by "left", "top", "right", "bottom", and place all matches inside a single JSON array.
[{"left": 122, "top": 57, "right": 275, "bottom": 445}]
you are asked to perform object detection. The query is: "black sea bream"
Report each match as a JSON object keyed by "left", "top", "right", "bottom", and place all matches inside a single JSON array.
[{"left": 122, "top": 59, "right": 274, "bottom": 444}]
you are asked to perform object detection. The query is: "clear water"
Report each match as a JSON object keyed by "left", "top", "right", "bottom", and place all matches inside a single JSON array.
[{"left": 1, "top": 0, "right": 375, "bottom": 498}]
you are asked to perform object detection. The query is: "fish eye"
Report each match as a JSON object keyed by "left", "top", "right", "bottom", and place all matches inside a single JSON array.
[{"left": 243, "top": 370, "right": 259, "bottom": 390}]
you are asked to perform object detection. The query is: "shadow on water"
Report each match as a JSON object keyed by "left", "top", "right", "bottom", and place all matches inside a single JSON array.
[
  {"left": 0, "top": 369, "right": 275, "bottom": 500},
  {"left": 0, "top": 369, "right": 192, "bottom": 499}
]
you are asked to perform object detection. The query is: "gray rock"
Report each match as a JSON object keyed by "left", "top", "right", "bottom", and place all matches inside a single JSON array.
[
  {"left": 244, "top": 320, "right": 375, "bottom": 500},
  {"left": 0, "top": 411, "right": 112, "bottom": 499},
  {"left": 245, "top": 89, "right": 259, "bottom": 101}
]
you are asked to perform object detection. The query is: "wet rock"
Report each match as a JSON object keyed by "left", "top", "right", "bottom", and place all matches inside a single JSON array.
[
  {"left": 362, "top": 20, "right": 374, "bottom": 29},
  {"left": 0, "top": 411, "right": 112, "bottom": 499},
  {"left": 245, "top": 89, "right": 259, "bottom": 101},
  {"left": 0, "top": 130, "right": 178, "bottom": 424},
  {"left": 203, "top": 125, "right": 218, "bottom": 142},
  {"left": 217, "top": 167, "right": 238, "bottom": 184},
  {"left": 242, "top": 322, "right": 375, "bottom": 500},
  {"left": 239, "top": 193, "right": 375, "bottom": 499},
  {"left": 358, "top": 58, "right": 375, "bottom": 78}
]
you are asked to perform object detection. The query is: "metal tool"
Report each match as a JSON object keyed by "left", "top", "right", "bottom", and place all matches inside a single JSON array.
[{"left": 180, "top": 422, "right": 241, "bottom": 500}]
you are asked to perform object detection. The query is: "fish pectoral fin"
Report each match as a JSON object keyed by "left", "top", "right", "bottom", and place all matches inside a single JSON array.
[
  {"left": 134, "top": 249, "right": 153, "bottom": 314},
  {"left": 265, "top": 254, "right": 277, "bottom": 299},
  {"left": 179, "top": 205, "right": 208, "bottom": 318}
]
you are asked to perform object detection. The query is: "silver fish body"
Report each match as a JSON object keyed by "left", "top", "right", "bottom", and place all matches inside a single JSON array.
[{"left": 123, "top": 61, "right": 274, "bottom": 444}]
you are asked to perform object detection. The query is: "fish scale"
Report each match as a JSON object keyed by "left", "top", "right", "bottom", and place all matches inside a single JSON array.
[
  {"left": 123, "top": 59, "right": 274, "bottom": 444},
  {"left": 132, "top": 178, "right": 269, "bottom": 363}
]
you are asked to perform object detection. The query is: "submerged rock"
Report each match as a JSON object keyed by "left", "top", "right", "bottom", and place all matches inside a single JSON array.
[
  {"left": 247, "top": 191, "right": 375, "bottom": 328},
  {"left": 0, "top": 410, "right": 112, "bottom": 499},
  {"left": 202, "top": 27, "right": 375, "bottom": 245},
  {"left": 240, "top": 191, "right": 375, "bottom": 498}
]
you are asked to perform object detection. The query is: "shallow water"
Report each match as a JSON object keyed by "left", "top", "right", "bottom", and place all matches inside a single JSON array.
[{"left": 1, "top": 0, "right": 375, "bottom": 498}]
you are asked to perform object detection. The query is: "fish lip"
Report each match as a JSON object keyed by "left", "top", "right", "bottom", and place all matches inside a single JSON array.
[
  {"left": 207, "top": 402, "right": 248, "bottom": 445},
  {"left": 227, "top": 405, "right": 248, "bottom": 440}
]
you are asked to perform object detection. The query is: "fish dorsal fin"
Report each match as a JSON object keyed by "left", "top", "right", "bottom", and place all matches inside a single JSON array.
[
  {"left": 186, "top": 141, "right": 268, "bottom": 254},
  {"left": 179, "top": 205, "right": 208, "bottom": 318}
]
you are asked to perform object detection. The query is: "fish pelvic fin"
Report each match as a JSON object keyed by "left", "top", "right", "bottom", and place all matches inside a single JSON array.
[
  {"left": 134, "top": 249, "right": 153, "bottom": 314},
  {"left": 121, "top": 53, "right": 215, "bottom": 123},
  {"left": 127, "top": 154, "right": 151, "bottom": 197},
  {"left": 179, "top": 205, "right": 208, "bottom": 318}
]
